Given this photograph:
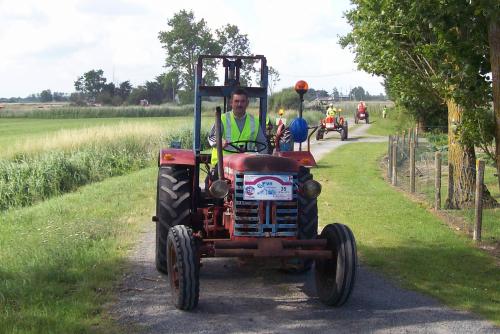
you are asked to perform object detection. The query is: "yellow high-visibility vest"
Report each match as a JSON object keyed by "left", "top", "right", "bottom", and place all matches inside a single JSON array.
[{"left": 211, "top": 112, "right": 259, "bottom": 165}]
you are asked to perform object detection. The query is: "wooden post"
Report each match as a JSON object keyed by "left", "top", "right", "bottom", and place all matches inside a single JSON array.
[
  {"left": 408, "top": 127, "right": 413, "bottom": 151},
  {"left": 415, "top": 127, "right": 419, "bottom": 147},
  {"left": 435, "top": 152, "right": 442, "bottom": 210},
  {"left": 392, "top": 141, "right": 398, "bottom": 186},
  {"left": 402, "top": 130, "right": 406, "bottom": 149},
  {"left": 473, "top": 159, "right": 485, "bottom": 241},
  {"left": 410, "top": 141, "right": 416, "bottom": 193},
  {"left": 388, "top": 135, "right": 393, "bottom": 179}
]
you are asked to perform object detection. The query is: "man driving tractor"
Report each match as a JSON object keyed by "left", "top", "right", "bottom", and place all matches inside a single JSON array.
[{"left": 207, "top": 88, "right": 267, "bottom": 182}]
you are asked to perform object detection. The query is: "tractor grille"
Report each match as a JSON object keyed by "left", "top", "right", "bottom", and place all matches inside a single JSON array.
[{"left": 233, "top": 173, "right": 298, "bottom": 237}]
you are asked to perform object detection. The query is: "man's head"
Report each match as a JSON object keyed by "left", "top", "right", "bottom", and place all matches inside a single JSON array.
[{"left": 231, "top": 88, "right": 249, "bottom": 118}]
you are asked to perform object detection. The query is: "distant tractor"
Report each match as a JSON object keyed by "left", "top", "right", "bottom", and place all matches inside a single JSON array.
[
  {"left": 316, "top": 113, "right": 348, "bottom": 141},
  {"left": 354, "top": 101, "right": 369, "bottom": 124},
  {"left": 153, "top": 55, "right": 357, "bottom": 310}
]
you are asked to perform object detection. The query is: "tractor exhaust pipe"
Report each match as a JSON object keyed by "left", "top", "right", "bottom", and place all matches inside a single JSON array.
[
  {"left": 210, "top": 106, "right": 229, "bottom": 199},
  {"left": 215, "top": 106, "right": 224, "bottom": 179}
]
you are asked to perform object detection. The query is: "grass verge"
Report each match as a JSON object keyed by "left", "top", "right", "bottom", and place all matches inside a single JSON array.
[
  {"left": 314, "top": 142, "right": 500, "bottom": 325},
  {"left": 0, "top": 167, "right": 156, "bottom": 334}
]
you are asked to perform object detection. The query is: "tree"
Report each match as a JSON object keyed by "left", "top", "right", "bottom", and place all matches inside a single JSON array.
[
  {"left": 40, "top": 89, "right": 52, "bottom": 102},
  {"left": 158, "top": 10, "right": 220, "bottom": 97},
  {"left": 53, "top": 92, "right": 69, "bottom": 102},
  {"left": 268, "top": 66, "right": 280, "bottom": 96},
  {"left": 332, "top": 87, "right": 340, "bottom": 101},
  {"left": 341, "top": 0, "right": 497, "bottom": 208},
  {"left": 127, "top": 86, "right": 148, "bottom": 105},
  {"left": 74, "top": 69, "right": 107, "bottom": 101},
  {"left": 349, "top": 86, "right": 366, "bottom": 101},
  {"left": 157, "top": 72, "right": 181, "bottom": 102},
  {"left": 117, "top": 81, "right": 132, "bottom": 101},
  {"left": 145, "top": 80, "right": 166, "bottom": 104}
]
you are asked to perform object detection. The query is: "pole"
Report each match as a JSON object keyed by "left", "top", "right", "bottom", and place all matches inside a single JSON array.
[
  {"left": 435, "top": 152, "right": 442, "bottom": 210},
  {"left": 388, "top": 135, "right": 393, "bottom": 179},
  {"left": 474, "top": 159, "right": 485, "bottom": 241},
  {"left": 392, "top": 141, "right": 398, "bottom": 186},
  {"left": 410, "top": 141, "right": 415, "bottom": 193}
]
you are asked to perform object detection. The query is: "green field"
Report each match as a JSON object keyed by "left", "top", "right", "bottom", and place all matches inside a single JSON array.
[{"left": 0, "top": 117, "right": 193, "bottom": 152}]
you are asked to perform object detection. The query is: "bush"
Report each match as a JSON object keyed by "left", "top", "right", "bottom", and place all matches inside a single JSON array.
[{"left": 0, "top": 126, "right": 211, "bottom": 211}]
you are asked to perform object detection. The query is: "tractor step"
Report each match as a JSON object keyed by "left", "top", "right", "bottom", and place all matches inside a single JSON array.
[{"left": 152, "top": 215, "right": 158, "bottom": 222}]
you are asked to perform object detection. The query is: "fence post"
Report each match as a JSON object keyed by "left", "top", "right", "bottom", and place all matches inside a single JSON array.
[
  {"left": 388, "top": 135, "right": 393, "bottom": 179},
  {"left": 402, "top": 130, "right": 406, "bottom": 149},
  {"left": 415, "top": 127, "right": 419, "bottom": 147},
  {"left": 410, "top": 141, "right": 415, "bottom": 193},
  {"left": 473, "top": 159, "right": 485, "bottom": 241},
  {"left": 435, "top": 152, "right": 442, "bottom": 210},
  {"left": 408, "top": 127, "right": 413, "bottom": 151},
  {"left": 392, "top": 141, "right": 398, "bottom": 186}
]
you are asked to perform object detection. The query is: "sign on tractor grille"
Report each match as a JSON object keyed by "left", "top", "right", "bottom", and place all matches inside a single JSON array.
[
  {"left": 234, "top": 173, "right": 298, "bottom": 237},
  {"left": 243, "top": 175, "right": 293, "bottom": 201}
]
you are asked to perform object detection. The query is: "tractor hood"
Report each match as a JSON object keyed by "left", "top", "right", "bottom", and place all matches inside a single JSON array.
[{"left": 223, "top": 154, "right": 299, "bottom": 173}]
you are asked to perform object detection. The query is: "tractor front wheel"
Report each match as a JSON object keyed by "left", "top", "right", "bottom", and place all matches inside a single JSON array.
[
  {"left": 156, "top": 165, "right": 192, "bottom": 274},
  {"left": 167, "top": 225, "right": 199, "bottom": 310},
  {"left": 315, "top": 223, "right": 357, "bottom": 306}
]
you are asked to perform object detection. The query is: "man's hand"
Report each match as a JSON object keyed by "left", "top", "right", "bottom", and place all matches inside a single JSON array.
[{"left": 222, "top": 139, "right": 229, "bottom": 148}]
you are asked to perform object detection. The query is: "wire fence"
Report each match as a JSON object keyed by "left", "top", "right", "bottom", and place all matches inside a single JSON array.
[{"left": 382, "top": 128, "right": 499, "bottom": 245}]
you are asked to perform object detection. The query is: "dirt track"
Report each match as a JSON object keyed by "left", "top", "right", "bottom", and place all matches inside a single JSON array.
[{"left": 110, "top": 124, "right": 499, "bottom": 333}]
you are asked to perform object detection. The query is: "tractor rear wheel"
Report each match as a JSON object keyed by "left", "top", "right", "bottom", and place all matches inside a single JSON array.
[
  {"left": 316, "top": 128, "right": 324, "bottom": 141},
  {"left": 167, "top": 225, "right": 199, "bottom": 310},
  {"left": 282, "top": 166, "right": 318, "bottom": 273},
  {"left": 365, "top": 115, "right": 369, "bottom": 124},
  {"left": 341, "top": 124, "right": 348, "bottom": 141},
  {"left": 315, "top": 223, "right": 357, "bottom": 306},
  {"left": 156, "top": 165, "right": 192, "bottom": 274}
]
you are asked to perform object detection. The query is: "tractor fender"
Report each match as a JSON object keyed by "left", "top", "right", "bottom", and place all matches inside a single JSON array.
[{"left": 158, "top": 149, "right": 195, "bottom": 166}]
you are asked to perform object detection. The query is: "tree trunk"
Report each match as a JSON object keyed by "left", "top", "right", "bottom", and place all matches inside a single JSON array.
[
  {"left": 445, "top": 99, "right": 477, "bottom": 209},
  {"left": 488, "top": 19, "right": 500, "bottom": 191}
]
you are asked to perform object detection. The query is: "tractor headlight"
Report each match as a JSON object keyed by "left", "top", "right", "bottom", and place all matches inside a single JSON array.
[
  {"left": 302, "top": 180, "right": 321, "bottom": 199},
  {"left": 209, "top": 179, "right": 230, "bottom": 199}
]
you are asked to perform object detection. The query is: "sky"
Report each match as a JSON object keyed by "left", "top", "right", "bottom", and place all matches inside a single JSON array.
[{"left": 0, "top": 0, "right": 385, "bottom": 98}]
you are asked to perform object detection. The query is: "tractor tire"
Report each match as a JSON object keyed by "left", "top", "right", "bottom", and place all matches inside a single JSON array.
[
  {"left": 167, "top": 225, "right": 199, "bottom": 310},
  {"left": 155, "top": 165, "right": 192, "bottom": 274},
  {"left": 282, "top": 166, "right": 318, "bottom": 273},
  {"left": 365, "top": 115, "right": 369, "bottom": 124},
  {"left": 316, "top": 128, "right": 324, "bottom": 141},
  {"left": 344, "top": 122, "right": 349, "bottom": 140},
  {"left": 341, "top": 124, "right": 348, "bottom": 141},
  {"left": 315, "top": 223, "right": 357, "bottom": 306}
]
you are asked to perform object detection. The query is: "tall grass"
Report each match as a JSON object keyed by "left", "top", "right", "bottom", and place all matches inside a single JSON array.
[
  {"left": 0, "top": 123, "right": 210, "bottom": 211},
  {"left": 0, "top": 105, "right": 193, "bottom": 118}
]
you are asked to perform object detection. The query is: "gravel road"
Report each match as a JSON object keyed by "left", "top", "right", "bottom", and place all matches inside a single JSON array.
[{"left": 110, "top": 124, "right": 499, "bottom": 333}]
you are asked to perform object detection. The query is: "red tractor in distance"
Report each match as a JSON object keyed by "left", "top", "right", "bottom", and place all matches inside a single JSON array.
[
  {"left": 354, "top": 101, "right": 369, "bottom": 124},
  {"left": 316, "top": 111, "right": 348, "bottom": 141},
  {"left": 153, "top": 55, "right": 357, "bottom": 310}
]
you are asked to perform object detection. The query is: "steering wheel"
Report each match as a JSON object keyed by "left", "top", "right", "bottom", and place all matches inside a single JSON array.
[{"left": 223, "top": 140, "right": 268, "bottom": 153}]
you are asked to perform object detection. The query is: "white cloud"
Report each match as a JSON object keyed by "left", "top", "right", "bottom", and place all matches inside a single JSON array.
[{"left": 0, "top": 0, "right": 384, "bottom": 97}]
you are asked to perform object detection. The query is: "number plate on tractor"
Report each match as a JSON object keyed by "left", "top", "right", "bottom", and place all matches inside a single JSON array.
[{"left": 243, "top": 175, "right": 293, "bottom": 201}]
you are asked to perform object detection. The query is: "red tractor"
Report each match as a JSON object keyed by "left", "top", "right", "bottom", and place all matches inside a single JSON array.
[
  {"left": 153, "top": 55, "right": 357, "bottom": 310},
  {"left": 354, "top": 101, "right": 369, "bottom": 124},
  {"left": 316, "top": 112, "right": 348, "bottom": 141}
]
